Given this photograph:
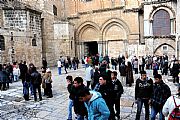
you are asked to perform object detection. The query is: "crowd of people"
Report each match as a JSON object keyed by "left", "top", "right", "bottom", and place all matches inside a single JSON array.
[
  {"left": 0, "top": 54, "right": 180, "bottom": 120},
  {"left": 0, "top": 58, "right": 53, "bottom": 101},
  {"left": 65, "top": 54, "right": 180, "bottom": 120}
]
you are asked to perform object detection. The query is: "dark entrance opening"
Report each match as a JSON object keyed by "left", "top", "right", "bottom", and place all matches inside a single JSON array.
[{"left": 84, "top": 41, "right": 98, "bottom": 56}]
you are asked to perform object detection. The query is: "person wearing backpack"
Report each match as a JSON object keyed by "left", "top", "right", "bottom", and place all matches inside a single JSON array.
[{"left": 162, "top": 85, "right": 180, "bottom": 120}]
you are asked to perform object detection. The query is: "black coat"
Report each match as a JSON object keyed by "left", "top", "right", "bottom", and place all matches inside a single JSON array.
[
  {"left": 111, "top": 79, "right": 124, "bottom": 99},
  {"left": 70, "top": 84, "right": 88, "bottom": 116},
  {"left": 172, "top": 63, "right": 179, "bottom": 77},
  {"left": 94, "top": 83, "right": 113, "bottom": 107},
  {"left": 92, "top": 70, "right": 100, "bottom": 89},
  {"left": 135, "top": 78, "right": 153, "bottom": 100},
  {"left": 0, "top": 71, "right": 9, "bottom": 83},
  {"left": 31, "top": 71, "right": 42, "bottom": 85},
  {"left": 119, "top": 64, "right": 126, "bottom": 76}
]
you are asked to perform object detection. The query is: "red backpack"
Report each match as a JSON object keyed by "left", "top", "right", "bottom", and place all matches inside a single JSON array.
[{"left": 168, "top": 96, "right": 180, "bottom": 120}]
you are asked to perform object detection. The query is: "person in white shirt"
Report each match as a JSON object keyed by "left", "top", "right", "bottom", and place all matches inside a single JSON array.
[
  {"left": 57, "top": 59, "right": 62, "bottom": 75},
  {"left": 13, "top": 65, "right": 20, "bottom": 82},
  {"left": 85, "top": 65, "right": 94, "bottom": 88},
  {"left": 162, "top": 85, "right": 180, "bottom": 119}
]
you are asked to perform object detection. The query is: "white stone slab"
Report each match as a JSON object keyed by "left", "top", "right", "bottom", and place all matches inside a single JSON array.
[{"left": 36, "top": 111, "right": 51, "bottom": 118}]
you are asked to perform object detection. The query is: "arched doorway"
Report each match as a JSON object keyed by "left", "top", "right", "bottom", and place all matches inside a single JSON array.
[
  {"left": 154, "top": 44, "right": 175, "bottom": 58},
  {"left": 76, "top": 21, "right": 100, "bottom": 58},
  {"left": 84, "top": 41, "right": 98, "bottom": 56}
]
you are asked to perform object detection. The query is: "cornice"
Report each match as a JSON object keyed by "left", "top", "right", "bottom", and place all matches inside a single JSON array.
[
  {"left": 78, "top": 6, "right": 124, "bottom": 15},
  {"left": 123, "top": 8, "right": 140, "bottom": 13},
  {"left": 67, "top": 15, "right": 80, "bottom": 20},
  {"left": 68, "top": 6, "right": 140, "bottom": 19},
  {"left": 144, "top": 35, "right": 176, "bottom": 40},
  {"left": 143, "top": 0, "right": 172, "bottom": 5}
]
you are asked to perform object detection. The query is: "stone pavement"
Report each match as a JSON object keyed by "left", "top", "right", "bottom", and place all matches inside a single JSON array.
[{"left": 0, "top": 67, "right": 178, "bottom": 120}]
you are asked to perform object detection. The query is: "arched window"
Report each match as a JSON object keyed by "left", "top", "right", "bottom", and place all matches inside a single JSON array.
[
  {"left": 152, "top": 9, "right": 170, "bottom": 36},
  {"left": 32, "top": 34, "right": 37, "bottom": 46},
  {"left": 0, "top": 35, "right": 5, "bottom": 50},
  {"left": 53, "top": 5, "right": 57, "bottom": 16},
  {"left": 32, "top": 38, "right": 37, "bottom": 46}
]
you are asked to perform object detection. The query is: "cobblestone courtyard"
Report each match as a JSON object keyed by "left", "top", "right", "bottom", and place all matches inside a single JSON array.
[{"left": 0, "top": 67, "right": 177, "bottom": 120}]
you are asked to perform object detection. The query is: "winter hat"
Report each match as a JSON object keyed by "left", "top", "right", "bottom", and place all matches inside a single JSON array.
[{"left": 46, "top": 68, "right": 51, "bottom": 73}]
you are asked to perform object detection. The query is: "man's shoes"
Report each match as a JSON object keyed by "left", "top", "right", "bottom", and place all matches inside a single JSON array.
[
  {"left": 47, "top": 96, "right": 53, "bottom": 98},
  {"left": 115, "top": 114, "right": 120, "bottom": 120}
]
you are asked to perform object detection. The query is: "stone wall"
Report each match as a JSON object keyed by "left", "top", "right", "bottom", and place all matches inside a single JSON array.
[
  {"left": 64, "top": 0, "right": 141, "bottom": 58},
  {"left": 0, "top": 9, "right": 3, "bottom": 27},
  {"left": 143, "top": 1, "right": 176, "bottom": 57},
  {"left": 0, "top": 29, "right": 42, "bottom": 67},
  {"left": 0, "top": 2, "right": 43, "bottom": 67},
  {"left": 19, "top": 0, "right": 75, "bottom": 66}
]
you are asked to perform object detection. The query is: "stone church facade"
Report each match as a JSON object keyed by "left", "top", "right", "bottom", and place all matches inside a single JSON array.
[
  {"left": 0, "top": 0, "right": 179, "bottom": 67},
  {"left": 66, "top": 0, "right": 141, "bottom": 59},
  {"left": 143, "top": 0, "right": 177, "bottom": 59}
]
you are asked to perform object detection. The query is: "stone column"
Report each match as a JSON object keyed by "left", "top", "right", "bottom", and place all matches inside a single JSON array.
[
  {"left": 105, "top": 40, "right": 108, "bottom": 55},
  {"left": 97, "top": 41, "right": 103, "bottom": 56},
  {"left": 77, "top": 42, "right": 84, "bottom": 59},
  {"left": 170, "top": 18, "right": 175, "bottom": 35},
  {"left": 149, "top": 20, "right": 153, "bottom": 36}
]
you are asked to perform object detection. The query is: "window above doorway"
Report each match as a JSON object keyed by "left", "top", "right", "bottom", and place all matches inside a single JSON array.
[
  {"left": 0, "top": 35, "right": 5, "bottom": 51},
  {"left": 152, "top": 9, "right": 171, "bottom": 36}
]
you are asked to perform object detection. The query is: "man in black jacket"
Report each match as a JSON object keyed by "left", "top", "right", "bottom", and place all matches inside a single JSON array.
[
  {"left": 71, "top": 77, "right": 87, "bottom": 120},
  {"left": 0, "top": 64, "right": 9, "bottom": 90},
  {"left": 31, "top": 67, "right": 42, "bottom": 101},
  {"left": 135, "top": 71, "right": 153, "bottom": 120},
  {"left": 111, "top": 71, "right": 124, "bottom": 120},
  {"left": 150, "top": 74, "right": 171, "bottom": 120},
  {"left": 119, "top": 61, "right": 126, "bottom": 86},
  {"left": 94, "top": 74, "right": 114, "bottom": 120}
]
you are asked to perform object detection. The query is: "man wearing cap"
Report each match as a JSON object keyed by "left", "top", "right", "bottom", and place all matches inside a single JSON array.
[
  {"left": 135, "top": 71, "right": 153, "bottom": 120},
  {"left": 150, "top": 74, "right": 171, "bottom": 120}
]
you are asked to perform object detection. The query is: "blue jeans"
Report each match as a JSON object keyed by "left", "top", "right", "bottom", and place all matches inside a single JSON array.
[
  {"left": 14, "top": 75, "right": 19, "bottom": 82},
  {"left": 76, "top": 115, "right": 85, "bottom": 120},
  {"left": 30, "top": 82, "right": 34, "bottom": 95},
  {"left": 58, "top": 67, "right": 61, "bottom": 75},
  {"left": 68, "top": 99, "right": 73, "bottom": 119},
  {"left": 135, "top": 98, "right": 149, "bottom": 120},
  {"left": 151, "top": 107, "right": 165, "bottom": 120},
  {"left": 73, "top": 64, "right": 76, "bottom": 70},
  {"left": 85, "top": 64, "right": 89, "bottom": 68}
]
